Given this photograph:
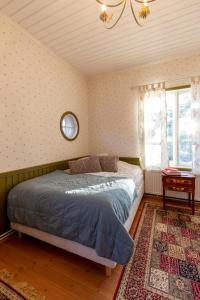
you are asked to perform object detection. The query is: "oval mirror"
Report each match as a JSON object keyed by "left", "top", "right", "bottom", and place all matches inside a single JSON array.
[{"left": 60, "top": 112, "right": 79, "bottom": 141}]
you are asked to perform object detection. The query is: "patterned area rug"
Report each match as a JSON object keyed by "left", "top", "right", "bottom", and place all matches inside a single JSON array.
[
  {"left": 114, "top": 204, "right": 200, "bottom": 300},
  {"left": 0, "top": 269, "right": 45, "bottom": 300}
]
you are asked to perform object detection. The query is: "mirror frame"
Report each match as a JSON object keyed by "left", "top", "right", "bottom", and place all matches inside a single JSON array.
[{"left": 60, "top": 111, "right": 79, "bottom": 141}]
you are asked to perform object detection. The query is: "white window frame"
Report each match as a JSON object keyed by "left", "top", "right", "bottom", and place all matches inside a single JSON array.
[{"left": 166, "top": 86, "right": 192, "bottom": 168}]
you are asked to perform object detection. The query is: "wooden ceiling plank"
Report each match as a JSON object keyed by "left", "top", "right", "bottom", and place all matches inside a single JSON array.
[
  {"left": 0, "top": 0, "right": 13, "bottom": 10},
  {"left": 11, "top": 0, "right": 55, "bottom": 23},
  {"left": 0, "top": 0, "right": 33, "bottom": 15},
  {"left": 76, "top": 39, "right": 200, "bottom": 71},
  {"left": 67, "top": 35, "right": 200, "bottom": 72},
  {"left": 44, "top": 1, "right": 200, "bottom": 55},
  {"left": 54, "top": 8, "right": 200, "bottom": 60},
  {"left": 19, "top": 0, "right": 75, "bottom": 28},
  {"left": 0, "top": 0, "right": 200, "bottom": 75},
  {"left": 58, "top": 16, "right": 200, "bottom": 63},
  {"left": 30, "top": 0, "right": 181, "bottom": 45},
  {"left": 79, "top": 46, "right": 200, "bottom": 75},
  {"left": 28, "top": 2, "right": 94, "bottom": 35},
  {"left": 34, "top": 3, "right": 122, "bottom": 40}
]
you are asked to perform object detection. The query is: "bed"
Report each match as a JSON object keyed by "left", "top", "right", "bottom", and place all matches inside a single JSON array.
[{"left": 7, "top": 160, "right": 144, "bottom": 275}]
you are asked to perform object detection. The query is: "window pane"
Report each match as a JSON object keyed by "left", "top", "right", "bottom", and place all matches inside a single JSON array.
[
  {"left": 166, "top": 92, "right": 176, "bottom": 164},
  {"left": 178, "top": 90, "right": 192, "bottom": 166},
  {"left": 166, "top": 88, "right": 192, "bottom": 167}
]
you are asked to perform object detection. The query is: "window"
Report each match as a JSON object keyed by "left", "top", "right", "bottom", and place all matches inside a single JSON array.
[
  {"left": 60, "top": 112, "right": 79, "bottom": 141},
  {"left": 166, "top": 87, "right": 192, "bottom": 167}
]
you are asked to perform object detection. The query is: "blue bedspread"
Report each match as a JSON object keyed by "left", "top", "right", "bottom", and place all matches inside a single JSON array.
[{"left": 7, "top": 171, "right": 137, "bottom": 264}]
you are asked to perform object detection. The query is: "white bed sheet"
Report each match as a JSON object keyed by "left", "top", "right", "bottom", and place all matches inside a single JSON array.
[{"left": 89, "top": 160, "right": 143, "bottom": 191}]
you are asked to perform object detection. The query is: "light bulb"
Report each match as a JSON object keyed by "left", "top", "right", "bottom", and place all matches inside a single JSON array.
[
  {"left": 143, "top": 0, "right": 149, "bottom": 6},
  {"left": 101, "top": 4, "right": 107, "bottom": 12}
]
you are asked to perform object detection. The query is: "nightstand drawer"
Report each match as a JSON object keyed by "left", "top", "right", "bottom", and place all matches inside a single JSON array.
[
  {"left": 165, "top": 178, "right": 192, "bottom": 185},
  {"left": 168, "top": 186, "right": 192, "bottom": 192}
]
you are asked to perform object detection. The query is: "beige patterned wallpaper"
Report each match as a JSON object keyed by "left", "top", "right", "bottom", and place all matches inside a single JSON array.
[
  {"left": 1, "top": 11, "right": 200, "bottom": 171},
  {"left": 0, "top": 13, "right": 89, "bottom": 173},
  {"left": 88, "top": 54, "right": 200, "bottom": 157}
]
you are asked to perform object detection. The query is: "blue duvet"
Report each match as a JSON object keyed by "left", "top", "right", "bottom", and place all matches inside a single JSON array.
[{"left": 7, "top": 170, "right": 137, "bottom": 264}]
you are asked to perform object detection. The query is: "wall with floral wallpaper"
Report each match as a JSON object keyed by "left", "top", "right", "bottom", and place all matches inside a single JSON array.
[
  {"left": 0, "top": 13, "right": 89, "bottom": 173},
  {"left": 88, "top": 54, "right": 200, "bottom": 157}
]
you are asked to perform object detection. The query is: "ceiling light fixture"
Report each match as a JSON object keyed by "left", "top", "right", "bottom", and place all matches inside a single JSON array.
[{"left": 96, "top": 0, "right": 156, "bottom": 29}]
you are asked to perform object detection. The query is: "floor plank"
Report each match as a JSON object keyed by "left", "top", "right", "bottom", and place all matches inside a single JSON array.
[{"left": 0, "top": 196, "right": 199, "bottom": 299}]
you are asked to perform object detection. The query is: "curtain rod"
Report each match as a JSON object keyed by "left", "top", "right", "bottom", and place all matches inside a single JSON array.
[
  {"left": 166, "top": 85, "right": 190, "bottom": 91},
  {"left": 130, "top": 76, "right": 191, "bottom": 90}
]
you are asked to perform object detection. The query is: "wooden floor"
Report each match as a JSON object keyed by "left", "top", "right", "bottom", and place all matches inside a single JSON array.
[{"left": 0, "top": 196, "right": 199, "bottom": 300}]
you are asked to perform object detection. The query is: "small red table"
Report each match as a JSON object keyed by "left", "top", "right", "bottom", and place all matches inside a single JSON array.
[{"left": 162, "top": 173, "right": 196, "bottom": 214}]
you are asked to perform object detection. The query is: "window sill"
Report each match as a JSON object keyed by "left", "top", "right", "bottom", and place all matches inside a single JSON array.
[
  {"left": 170, "top": 166, "right": 192, "bottom": 172},
  {"left": 169, "top": 164, "right": 192, "bottom": 172},
  {"left": 145, "top": 167, "right": 192, "bottom": 173}
]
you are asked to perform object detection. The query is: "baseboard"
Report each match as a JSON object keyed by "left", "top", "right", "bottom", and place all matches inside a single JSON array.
[
  {"left": 144, "top": 193, "right": 200, "bottom": 204},
  {"left": 0, "top": 229, "right": 14, "bottom": 241}
]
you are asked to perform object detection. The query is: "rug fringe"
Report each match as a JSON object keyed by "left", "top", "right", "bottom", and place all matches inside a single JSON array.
[{"left": 0, "top": 269, "right": 45, "bottom": 300}]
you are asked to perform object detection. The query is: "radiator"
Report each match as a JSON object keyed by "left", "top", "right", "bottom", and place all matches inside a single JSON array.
[{"left": 145, "top": 171, "right": 200, "bottom": 201}]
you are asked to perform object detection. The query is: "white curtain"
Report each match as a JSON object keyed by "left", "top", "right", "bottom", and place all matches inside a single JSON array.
[
  {"left": 191, "top": 77, "right": 200, "bottom": 174},
  {"left": 138, "top": 83, "right": 168, "bottom": 170}
]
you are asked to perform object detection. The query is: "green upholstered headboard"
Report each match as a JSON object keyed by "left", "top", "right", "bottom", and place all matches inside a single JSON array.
[
  {"left": 120, "top": 157, "right": 140, "bottom": 166},
  {"left": 0, "top": 156, "right": 140, "bottom": 235}
]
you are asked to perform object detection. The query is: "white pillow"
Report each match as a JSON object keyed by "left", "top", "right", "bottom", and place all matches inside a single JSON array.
[
  {"left": 117, "top": 160, "right": 138, "bottom": 172},
  {"left": 64, "top": 169, "right": 71, "bottom": 174}
]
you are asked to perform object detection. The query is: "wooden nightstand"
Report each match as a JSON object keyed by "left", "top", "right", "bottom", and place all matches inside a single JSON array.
[{"left": 162, "top": 173, "right": 196, "bottom": 214}]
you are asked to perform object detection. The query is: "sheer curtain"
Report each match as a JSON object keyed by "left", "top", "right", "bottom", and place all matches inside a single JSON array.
[
  {"left": 138, "top": 83, "right": 168, "bottom": 170},
  {"left": 191, "top": 77, "right": 200, "bottom": 174}
]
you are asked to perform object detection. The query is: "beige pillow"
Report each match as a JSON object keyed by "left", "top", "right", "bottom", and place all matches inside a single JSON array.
[
  {"left": 68, "top": 156, "right": 102, "bottom": 174},
  {"left": 99, "top": 156, "right": 119, "bottom": 172}
]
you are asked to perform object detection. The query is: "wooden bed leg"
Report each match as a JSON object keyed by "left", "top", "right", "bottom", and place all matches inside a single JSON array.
[
  {"left": 17, "top": 231, "right": 22, "bottom": 239},
  {"left": 105, "top": 267, "right": 112, "bottom": 277}
]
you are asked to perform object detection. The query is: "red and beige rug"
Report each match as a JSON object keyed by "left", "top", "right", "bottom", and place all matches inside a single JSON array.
[
  {"left": 0, "top": 269, "right": 45, "bottom": 300},
  {"left": 114, "top": 204, "right": 200, "bottom": 300}
]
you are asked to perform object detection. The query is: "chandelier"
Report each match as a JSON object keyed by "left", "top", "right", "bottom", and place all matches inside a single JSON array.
[{"left": 96, "top": 0, "right": 156, "bottom": 29}]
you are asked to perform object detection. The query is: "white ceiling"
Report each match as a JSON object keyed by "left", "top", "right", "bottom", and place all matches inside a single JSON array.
[{"left": 0, "top": 0, "right": 200, "bottom": 76}]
